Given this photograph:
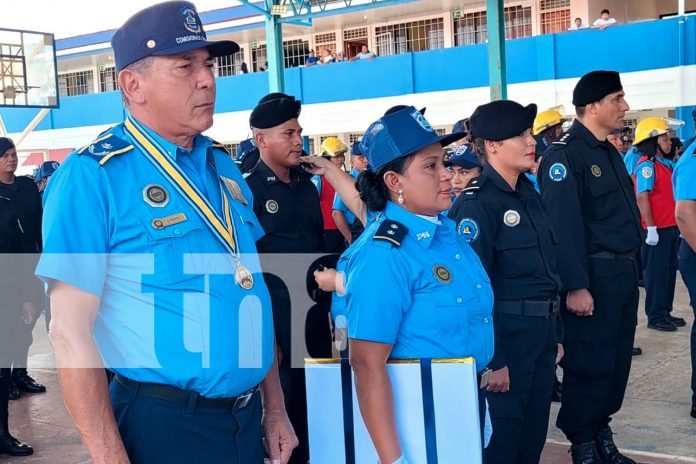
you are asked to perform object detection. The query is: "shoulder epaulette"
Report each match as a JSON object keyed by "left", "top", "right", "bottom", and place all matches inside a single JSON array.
[
  {"left": 552, "top": 132, "right": 573, "bottom": 147},
  {"left": 210, "top": 138, "right": 232, "bottom": 157},
  {"left": 461, "top": 176, "right": 482, "bottom": 200},
  {"left": 373, "top": 219, "right": 408, "bottom": 247},
  {"left": 78, "top": 133, "right": 133, "bottom": 165}
]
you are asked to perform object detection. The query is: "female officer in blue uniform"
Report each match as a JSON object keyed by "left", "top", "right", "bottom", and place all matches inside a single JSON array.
[
  {"left": 336, "top": 106, "right": 494, "bottom": 464},
  {"left": 448, "top": 100, "right": 561, "bottom": 464}
]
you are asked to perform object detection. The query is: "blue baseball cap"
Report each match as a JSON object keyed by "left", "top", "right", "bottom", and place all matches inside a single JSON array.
[
  {"left": 351, "top": 141, "right": 363, "bottom": 156},
  {"left": 112, "top": 1, "right": 239, "bottom": 72},
  {"left": 360, "top": 106, "right": 465, "bottom": 171},
  {"left": 445, "top": 144, "right": 481, "bottom": 169},
  {"left": 36, "top": 161, "right": 60, "bottom": 181}
]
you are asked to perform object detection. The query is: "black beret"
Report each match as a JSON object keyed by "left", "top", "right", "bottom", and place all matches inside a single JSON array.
[
  {"left": 572, "top": 70, "right": 623, "bottom": 106},
  {"left": 249, "top": 92, "right": 302, "bottom": 129},
  {"left": 0, "top": 137, "right": 14, "bottom": 155},
  {"left": 469, "top": 100, "right": 537, "bottom": 142}
]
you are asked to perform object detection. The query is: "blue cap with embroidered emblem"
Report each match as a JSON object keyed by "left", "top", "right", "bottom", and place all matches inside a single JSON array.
[
  {"left": 446, "top": 144, "right": 481, "bottom": 169},
  {"left": 360, "top": 106, "right": 465, "bottom": 171},
  {"left": 36, "top": 161, "right": 60, "bottom": 181},
  {"left": 111, "top": 1, "right": 239, "bottom": 72}
]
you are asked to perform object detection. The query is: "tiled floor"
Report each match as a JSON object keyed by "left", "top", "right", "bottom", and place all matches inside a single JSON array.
[{"left": 3, "top": 280, "right": 695, "bottom": 463}]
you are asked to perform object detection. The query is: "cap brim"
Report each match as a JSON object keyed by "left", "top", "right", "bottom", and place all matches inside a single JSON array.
[
  {"left": 151, "top": 38, "right": 239, "bottom": 60},
  {"left": 445, "top": 158, "right": 479, "bottom": 169}
]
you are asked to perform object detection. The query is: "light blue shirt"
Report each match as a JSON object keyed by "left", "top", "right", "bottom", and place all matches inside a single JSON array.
[
  {"left": 36, "top": 119, "right": 274, "bottom": 398},
  {"left": 332, "top": 168, "right": 360, "bottom": 225},
  {"left": 635, "top": 157, "right": 674, "bottom": 193},
  {"left": 673, "top": 142, "right": 696, "bottom": 201},
  {"left": 337, "top": 201, "right": 494, "bottom": 370},
  {"left": 623, "top": 146, "right": 642, "bottom": 174}
]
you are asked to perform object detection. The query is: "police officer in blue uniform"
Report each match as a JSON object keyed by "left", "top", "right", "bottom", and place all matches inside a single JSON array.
[
  {"left": 332, "top": 141, "right": 368, "bottom": 244},
  {"left": 673, "top": 141, "right": 696, "bottom": 419},
  {"left": 448, "top": 101, "right": 561, "bottom": 464},
  {"left": 339, "top": 106, "right": 494, "bottom": 464},
  {"left": 35, "top": 161, "right": 60, "bottom": 195},
  {"left": 36, "top": 3, "right": 296, "bottom": 463},
  {"left": 539, "top": 70, "right": 643, "bottom": 464}
]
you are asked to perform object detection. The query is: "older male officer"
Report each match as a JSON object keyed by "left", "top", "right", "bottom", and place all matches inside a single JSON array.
[
  {"left": 36, "top": 3, "right": 296, "bottom": 463},
  {"left": 539, "top": 71, "right": 643, "bottom": 464},
  {"left": 244, "top": 92, "right": 326, "bottom": 464}
]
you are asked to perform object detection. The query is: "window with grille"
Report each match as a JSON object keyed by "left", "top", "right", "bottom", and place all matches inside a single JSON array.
[
  {"left": 375, "top": 18, "right": 445, "bottom": 56},
  {"left": 344, "top": 28, "right": 368, "bottom": 41},
  {"left": 222, "top": 143, "right": 240, "bottom": 159},
  {"left": 99, "top": 67, "right": 118, "bottom": 92},
  {"left": 58, "top": 70, "right": 94, "bottom": 97},
  {"left": 252, "top": 40, "right": 309, "bottom": 72},
  {"left": 314, "top": 32, "right": 336, "bottom": 57},
  {"left": 216, "top": 49, "right": 245, "bottom": 77},
  {"left": 539, "top": 0, "right": 571, "bottom": 34},
  {"left": 454, "top": 6, "right": 532, "bottom": 46},
  {"left": 348, "top": 133, "right": 363, "bottom": 144}
]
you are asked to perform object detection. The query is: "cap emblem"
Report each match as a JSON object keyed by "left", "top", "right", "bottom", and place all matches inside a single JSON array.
[
  {"left": 181, "top": 6, "right": 202, "bottom": 34},
  {"left": 146, "top": 40, "right": 156, "bottom": 49},
  {"left": 411, "top": 110, "right": 433, "bottom": 132}
]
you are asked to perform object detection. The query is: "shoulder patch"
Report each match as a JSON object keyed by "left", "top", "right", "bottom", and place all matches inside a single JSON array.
[
  {"left": 548, "top": 162, "right": 568, "bottom": 182},
  {"left": 373, "top": 219, "right": 408, "bottom": 247},
  {"left": 78, "top": 133, "right": 133, "bottom": 166},
  {"left": 457, "top": 218, "right": 480, "bottom": 243},
  {"left": 461, "top": 175, "right": 482, "bottom": 200},
  {"left": 551, "top": 132, "right": 573, "bottom": 146}
]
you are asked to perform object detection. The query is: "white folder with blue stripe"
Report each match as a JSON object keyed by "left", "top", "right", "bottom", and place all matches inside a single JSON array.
[{"left": 305, "top": 358, "right": 482, "bottom": 464}]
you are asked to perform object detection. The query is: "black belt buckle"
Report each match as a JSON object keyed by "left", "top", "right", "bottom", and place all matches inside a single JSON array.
[{"left": 550, "top": 297, "right": 560, "bottom": 315}]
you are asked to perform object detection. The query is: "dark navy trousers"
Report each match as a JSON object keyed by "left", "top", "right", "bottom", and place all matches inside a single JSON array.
[
  {"left": 642, "top": 226, "right": 680, "bottom": 324},
  {"left": 678, "top": 240, "right": 696, "bottom": 406},
  {"left": 110, "top": 377, "right": 265, "bottom": 464},
  {"left": 557, "top": 256, "right": 638, "bottom": 444}
]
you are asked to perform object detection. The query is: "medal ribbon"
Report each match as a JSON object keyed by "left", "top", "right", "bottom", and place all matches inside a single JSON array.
[{"left": 124, "top": 117, "right": 237, "bottom": 254}]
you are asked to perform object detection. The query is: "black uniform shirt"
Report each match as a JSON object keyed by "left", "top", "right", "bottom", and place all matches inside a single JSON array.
[
  {"left": 538, "top": 120, "right": 642, "bottom": 290},
  {"left": 0, "top": 176, "right": 42, "bottom": 254},
  {"left": 448, "top": 165, "right": 562, "bottom": 302},
  {"left": 244, "top": 160, "right": 324, "bottom": 253}
]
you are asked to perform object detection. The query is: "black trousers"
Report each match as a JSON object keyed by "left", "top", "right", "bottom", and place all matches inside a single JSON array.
[
  {"left": 110, "top": 378, "right": 264, "bottom": 463},
  {"left": 642, "top": 226, "right": 679, "bottom": 324},
  {"left": 0, "top": 368, "right": 9, "bottom": 431},
  {"left": 484, "top": 313, "right": 557, "bottom": 464},
  {"left": 677, "top": 240, "right": 696, "bottom": 405},
  {"left": 323, "top": 229, "right": 347, "bottom": 254},
  {"left": 557, "top": 256, "right": 638, "bottom": 443}
]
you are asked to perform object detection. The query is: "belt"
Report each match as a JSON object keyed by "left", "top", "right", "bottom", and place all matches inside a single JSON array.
[
  {"left": 494, "top": 297, "right": 560, "bottom": 317},
  {"left": 114, "top": 375, "right": 258, "bottom": 412},
  {"left": 589, "top": 250, "right": 636, "bottom": 260}
]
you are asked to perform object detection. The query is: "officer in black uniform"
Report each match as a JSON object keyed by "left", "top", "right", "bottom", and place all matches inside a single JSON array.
[
  {"left": 244, "top": 92, "right": 325, "bottom": 464},
  {"left": 0, "top": 137, "right": 38, "bottom": 457},
  {"left": 538, "top": 71, "right": 643, "bottom": 464},
  {"left": 449, "top": 101, "right": 561, "bottom": 464}
]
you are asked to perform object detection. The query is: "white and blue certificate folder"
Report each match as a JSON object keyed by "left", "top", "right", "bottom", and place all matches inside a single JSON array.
[{"left": 305, "top": 358, "right": 482, "bottom": 464}]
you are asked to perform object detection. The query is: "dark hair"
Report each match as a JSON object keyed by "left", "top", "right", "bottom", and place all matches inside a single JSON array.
[
  {"left": 356, "top": 156, "right": 412, "bottom": 211},
  {"left": 575, "top": 106, "right": 587, "bottom": 118},
  {"left": 636, "top": 138, "right": 658, "bottom": 158},
  {"left": 601, "top": 9, "right": 610, "bottom": 15},
  {"left": 575, "top": 17, "right": 582, "bottom": 21},
  {"left": 466, "top": 133, "right": 489, "bottom": 165}
]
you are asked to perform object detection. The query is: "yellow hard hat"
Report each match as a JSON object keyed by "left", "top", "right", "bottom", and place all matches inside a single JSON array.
[
  {"left": 320, "top": 137, "right": 349, "bottom": 157},
  {"left": 533, "top": 110, "right": 565, "bottom": 135},
  {"left": 633, "top": 117, "right": 670, "bottom": 146}
]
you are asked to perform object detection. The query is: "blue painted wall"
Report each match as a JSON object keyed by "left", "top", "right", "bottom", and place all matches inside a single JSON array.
[{"left": 3, "top": 18, "right": 695, "bottom": 138}]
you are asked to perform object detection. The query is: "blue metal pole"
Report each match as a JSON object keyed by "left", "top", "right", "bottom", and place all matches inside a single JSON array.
[
  {"left": 265, "top": 0, "right": 285, "bottom": 93},
  {"left": 486, "top": 0, "right": 507, "bottom": 101}
]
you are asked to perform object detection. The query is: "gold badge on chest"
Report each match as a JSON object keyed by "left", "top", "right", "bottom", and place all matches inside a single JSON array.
[
  {"left": 433, "top": 265, "right": 452, "bottom": 284},
  {"left": 591, "top": 165, "right": 602, "bottom": 177},
  {"left": 235, "top": 264, "right": 254, "bottom": 290},
  {"left": 143, "top": 184, "right": 169, "bottom": 207}
]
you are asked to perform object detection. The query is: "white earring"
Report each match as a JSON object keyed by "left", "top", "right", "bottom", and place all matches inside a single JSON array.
[{"left": 397, "top": 189, "right": 404, "bottom": 205}]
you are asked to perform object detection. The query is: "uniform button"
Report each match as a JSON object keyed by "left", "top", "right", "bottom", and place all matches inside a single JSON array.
[
  {"left": 484, "top": 318, "right": 490, "bottom": 324},
  {"left": 476, "top": 284, "right": 482, "bottom": 289},
  {"left": 456, "top": 297, "right": 463, "bottom": 304},
  {"left": 174, "top": 229, "right": 181, "bottom": 235},
  {"left": 455, "top": 254, "right": 461, "bottom": 259}
]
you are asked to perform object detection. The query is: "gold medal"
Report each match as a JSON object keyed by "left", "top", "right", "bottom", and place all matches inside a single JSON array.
[{"left": 235, "top": 264, "right": 254, "bottom": 290}]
